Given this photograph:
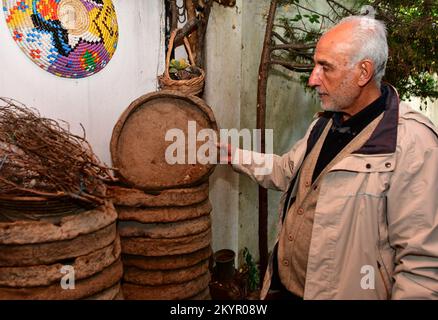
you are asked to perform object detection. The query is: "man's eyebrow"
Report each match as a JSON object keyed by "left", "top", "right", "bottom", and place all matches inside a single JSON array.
[{"left": 314, "top": 59, "right": 335, "bottom": 68}]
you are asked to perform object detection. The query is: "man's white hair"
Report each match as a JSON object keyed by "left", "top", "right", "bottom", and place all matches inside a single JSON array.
[{"left": 336, "top": 16, "right": 388, "bottom": 87}]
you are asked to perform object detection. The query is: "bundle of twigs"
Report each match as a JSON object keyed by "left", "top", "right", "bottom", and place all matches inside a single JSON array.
[{"left": 0, "top": 97, "right": 115, "bottom": 206}]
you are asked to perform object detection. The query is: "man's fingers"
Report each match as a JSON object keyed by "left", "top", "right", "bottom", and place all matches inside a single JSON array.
[{"left": 215, "top": 142, "right": 233, "bottom": 164}]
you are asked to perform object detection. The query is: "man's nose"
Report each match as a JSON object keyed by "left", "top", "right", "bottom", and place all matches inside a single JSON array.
[{"left": 308, "top": 67, "right": 320, "bottom": 88}]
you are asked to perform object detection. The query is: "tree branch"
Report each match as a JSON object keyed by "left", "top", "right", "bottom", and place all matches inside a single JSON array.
[
  {"left": 196, "top": 0, "right": 213, "bottom": 68},
  {"left": 174, "top": 17, "right": 200, "bottom": 46},
  {"left": 185, "top": 0, "right": 199, "bottom": 61},
  {"left": 326, "top": 0, "right": 343, "bottom": 19},
  {"left": 295, "top": 5, "right": 309, "bottom": 32},
  {"left": 170, "top": 0, "right": 178, "bottom": 31},
  {"left": 272, "top": 31, "right": 290, "bottom": 45},
  {"left": 326, "top": 0, "right": 354, "bottom": 16},
  {"left": 271, "top": 43, "right": 316, "bottom": 50},
  {"left": 273, "top": 24, "right": 310, "bottom": 34},
  {"left": 270, "top": 58, "right": 314, "bottom": 72},
  {"left": 257, "top": 0, "right": 278, "bottom": 280},
  {"left": 294, "top": 2, "right": 335, "bottom": 24}
]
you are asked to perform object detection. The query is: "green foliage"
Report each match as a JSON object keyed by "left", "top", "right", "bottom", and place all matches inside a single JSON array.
[
  {"left": 377, "top": 0, "right": 438, "bottom": 104},
  {"left": 242, "top": 247, "right": 260, "bottom": 292},
  {"left": 169, "top": 58, "right": 189, "bottom": 75},
  {"left": 275, "top": 0, "right": 438, "bottom": 106}
]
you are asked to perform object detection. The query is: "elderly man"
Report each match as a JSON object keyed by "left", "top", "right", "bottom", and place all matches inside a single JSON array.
[{"left": 228, "top": 16, "right": 438, "bottom": 299}]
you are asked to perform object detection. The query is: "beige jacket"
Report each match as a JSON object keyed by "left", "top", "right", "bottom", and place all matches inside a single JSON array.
[{"left": 233, "top": 86, "right": 438, "bottom": 299}]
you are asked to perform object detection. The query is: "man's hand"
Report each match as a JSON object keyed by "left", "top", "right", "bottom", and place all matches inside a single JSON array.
[{"left": 216, "top": 142, "right": 234, "bottom": 164}]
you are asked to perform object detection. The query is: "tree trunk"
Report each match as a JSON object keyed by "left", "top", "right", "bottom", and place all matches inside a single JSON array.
[
  {"left": 184, "top": 0, "right": 199, "bottom": 64},
  {"left": 256, "top": 0, "right": 278, "bottom": 281}
]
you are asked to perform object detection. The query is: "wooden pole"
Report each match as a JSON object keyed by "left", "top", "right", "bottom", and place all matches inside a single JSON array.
[
  {"left": 196, "top": 0, "right": 213, "bottom": 68},
  {"left": 256, "top": 0, "right": 278, "bottom": 279},
  {"left": 170, "top": 0, "right": 179, "bottom": 31},
  {"left": 184, "top": 0, "right": 199, "bottom": 62}
]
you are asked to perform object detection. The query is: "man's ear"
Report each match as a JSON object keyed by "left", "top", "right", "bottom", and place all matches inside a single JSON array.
[{"left": 357, "top": 59, "right": 374, "bottom": 87}]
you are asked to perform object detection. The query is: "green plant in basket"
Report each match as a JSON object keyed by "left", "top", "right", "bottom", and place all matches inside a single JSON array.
[
  {"left": 169, "top": 58, "right": 189, "bottom": 74},
  {"left": 169, "top": 58, "right": 202, "bottom": 81}
]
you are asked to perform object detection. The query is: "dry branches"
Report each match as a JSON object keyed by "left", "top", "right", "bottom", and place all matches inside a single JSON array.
[{"left": 0, "top": 98, "right": 114, "bottom": 207}]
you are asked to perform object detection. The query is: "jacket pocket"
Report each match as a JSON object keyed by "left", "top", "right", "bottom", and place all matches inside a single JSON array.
[{"left": 327, "top": 154, "right": 394, "bottom": 198}]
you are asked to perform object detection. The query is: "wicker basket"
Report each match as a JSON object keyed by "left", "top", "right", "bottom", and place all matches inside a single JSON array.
[{"left": 158, "top": 30, "right": 205, "bottom": 96}]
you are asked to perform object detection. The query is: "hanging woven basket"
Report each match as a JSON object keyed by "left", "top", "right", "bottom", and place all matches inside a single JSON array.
[{"left": 158, "top": 29, "right": 205, "bottom": 97}]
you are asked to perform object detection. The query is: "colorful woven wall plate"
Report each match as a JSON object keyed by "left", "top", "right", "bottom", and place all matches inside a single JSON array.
[{"left": 3, "top": 0, "right": 118, "bottom": 78}]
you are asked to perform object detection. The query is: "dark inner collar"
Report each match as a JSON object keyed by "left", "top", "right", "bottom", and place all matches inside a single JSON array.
[{"left": 332, "top": 86, "right": 388, "bottom": 134}]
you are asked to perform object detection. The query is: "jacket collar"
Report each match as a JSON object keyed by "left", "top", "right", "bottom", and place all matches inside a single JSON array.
[
  {"left": 309, "top": 83, "right": 400, "bottom": 157},
  {"left": 353, "top": 83, "right": 399, "bottom": 155}
]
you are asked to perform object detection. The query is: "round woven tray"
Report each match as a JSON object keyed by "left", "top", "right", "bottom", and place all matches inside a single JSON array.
[
  {"left": 120, "top": 228, "right": 211, "bottom": 257},
  {"left": 0, "top": 238, "right": 120, "bottom": 287},
  {"left": 122, "top": 246, "right": 212, "bottom": 271},
  {"left": 122, "top": 272, "right": 210, "bottom": 300},
  {"left": 107, "top": 182, "right": 209, "bottom": 207},
  {"left": 123, "top": 259, "right": 210, "bottom": 286},
  {"left": 116, "top": 199, "right": 212, "bottom": 224},
  {"left": 0, "top": 201, "right": 117, "bottom": 245},
  {"left": 0, "top": 195, "right": 95, "bottom": 220},
  {"left": 110, "top": 90, "right": 218, "bottom": 191},
  {"left": 0, "top": 222, "right": 116, "bottom": 267},
  {"left": 0, "top": 259, "right": 123, "bottom": 300}
]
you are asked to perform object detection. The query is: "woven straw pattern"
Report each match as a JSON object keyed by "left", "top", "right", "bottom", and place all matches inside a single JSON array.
[
  {"left": 2, "top": 0, "right": 118, "bottom": 78},
  {"left": 158, "top": 29, "right": 205, "bottom": 96}
]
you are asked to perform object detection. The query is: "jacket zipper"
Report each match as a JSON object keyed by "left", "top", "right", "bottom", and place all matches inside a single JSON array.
[{"left": 377, "top": 260, "right": 390, "bottom": 299}]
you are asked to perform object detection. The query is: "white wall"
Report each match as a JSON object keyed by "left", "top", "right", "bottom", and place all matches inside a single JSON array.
[
  {"left": 205, "top": 0, "right": 321, "bottom": 261},
  {"left": 205, "top": 1, "right": 243, "bottom": 256},
  {"left": 204, "top": 0, "right": 320, "bottom": 262},
  {"left": 410, "top": 98, "right": 438, "bottom": 127},
  {"left": 239, "top": 0, "right": 321, "bottom": 261},
  {"left": 0, "top": 0, "right": 165, "bottom": 165}
]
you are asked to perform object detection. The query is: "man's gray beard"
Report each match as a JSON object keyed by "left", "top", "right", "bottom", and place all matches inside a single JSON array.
[{"left": 320, "top": 103, "right": 342, "bottom": 112}]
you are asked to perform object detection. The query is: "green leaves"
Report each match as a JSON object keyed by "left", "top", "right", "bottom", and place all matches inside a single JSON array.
[
  {"left": 242, "top": 247, "right": 260, "bottom": 292},
  {"left": 275, "top": 0, "right": 438, "bottom": 106},
  {"left": 169, "top": 58, "right": 189, "bottom": 73},
  {"left": 304, "top": 14, "right": 320, "bottom": 24},
  {"left": 287, "top": 13, "right": 320, "bottom": 24},
  {"left": 291, "top": 14, "right": 301, "bottom": 22}
]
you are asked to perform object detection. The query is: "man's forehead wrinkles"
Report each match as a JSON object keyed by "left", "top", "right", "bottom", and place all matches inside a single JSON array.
[
  {"left": 313, "top": 54, "right": 336, "bottom": 67},
  {"left": 317, "top": 59, "right": 333, "bottom": 66}
]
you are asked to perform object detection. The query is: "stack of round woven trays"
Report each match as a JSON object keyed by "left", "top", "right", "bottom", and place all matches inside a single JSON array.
[
  {"left": 0, "top": 97, "right": 123, "bottom": 299},
  {"left": 0, "top": 200, "right": 123, "bottom": 300},
  {"left": 110, "top": 91, "right": 218, "bottom": 300}
]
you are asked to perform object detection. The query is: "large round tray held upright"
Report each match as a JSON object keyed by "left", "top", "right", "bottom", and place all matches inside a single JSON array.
[{"left": 110, "top": 90, "right": 218, "bottom": 191}]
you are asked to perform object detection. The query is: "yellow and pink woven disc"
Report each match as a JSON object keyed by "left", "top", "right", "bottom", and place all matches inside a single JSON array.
[{"left": 3, "top": 0, "right": 118, "bottom": 78}]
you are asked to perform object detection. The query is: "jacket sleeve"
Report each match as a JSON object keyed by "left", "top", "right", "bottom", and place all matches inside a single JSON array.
[
  {"left": 231, "top": 120, "right": 317, "bottom": 192},
  {"left": 387, "top": 119, "right": 438, "bottom": 299}
]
